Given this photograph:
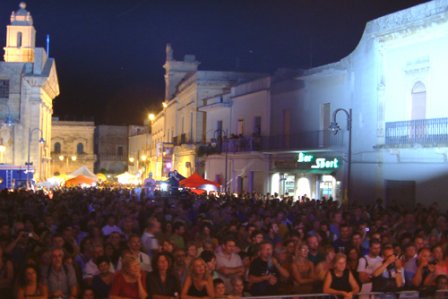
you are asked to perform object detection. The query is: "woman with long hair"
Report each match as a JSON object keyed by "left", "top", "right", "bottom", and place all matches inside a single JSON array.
[
  {"left": 323, "top": 253, "right": 359, "bottom": 299},
  {"left": 16, "top": 264, "right": 48, "bottom": 299},
  {"left": 109, "top": 255, "right": 147, "bottom": 299},
  {"left": 147, "top": 252, "right": 181, "bottom": 299},
  {"left": 181, "top": 257, "right": 214, "bottom": 299}
]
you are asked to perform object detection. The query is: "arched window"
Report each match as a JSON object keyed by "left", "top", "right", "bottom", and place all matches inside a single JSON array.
[
  {"left": 411, "top": 82, "right": 426, "bottom": 120},
  {"left": 54, "top": 142, "right": 61, "bottom": 153},
  {"left": 17, "top": 32, "right": 22, "bottom": 47},
  {"left": 77, "top": 143, "right": 84, "bottom": 154}
]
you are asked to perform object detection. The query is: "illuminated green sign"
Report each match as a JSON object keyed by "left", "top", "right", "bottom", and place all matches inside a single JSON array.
[{"left": 297, "top": 152, "right": 339, "bottom": 169}]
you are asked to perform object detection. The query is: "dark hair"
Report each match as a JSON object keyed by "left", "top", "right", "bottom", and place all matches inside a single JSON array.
[
  {"left": 370, "top": 238, "right": 381, "bottom": 248},
  {"left": 151, "top": 252, "right": 173, "bottom": 274},
  {"left": 200, "top": 250, "right": 216, "bottom": 263},
  {"left": 173, "top": 222, "right": 185, "bottom": 232},
  {"left": 95, "top": 255, "right": 110, "bottom": 267},
  {"left": 213, "top": 278, "right": 225, "bottom": 287},
  {"left": 19, "top": 264, "right": 41, "bottom": 287}
]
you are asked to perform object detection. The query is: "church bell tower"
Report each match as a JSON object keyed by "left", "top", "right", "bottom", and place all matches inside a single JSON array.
[{"left": 4, "top": 2, "right": 36, "bottom": 63}]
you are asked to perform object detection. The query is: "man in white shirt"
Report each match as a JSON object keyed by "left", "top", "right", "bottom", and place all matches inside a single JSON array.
[
  {"left": 117, "top": 234, "right": 151, "bottom": 272},
  {"left": 141, "top": 217, "right": 161, "bottom": 258},
  {"left": 216, "top": 237, "right": 245, "bottom": 291},
  {"left": 83, "top": 244, "right": 115, "bottom": 285},
  {"left": 357, "top": 239, "right": 383, "bottom": 294}
]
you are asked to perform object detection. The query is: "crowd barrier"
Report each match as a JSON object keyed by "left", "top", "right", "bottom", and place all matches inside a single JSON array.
[
  {"left": 239, "top": 290, "right": 448, "bottom": 299},
  {"left": 243, "top": 294, "right": 337, "bottom": 299}
]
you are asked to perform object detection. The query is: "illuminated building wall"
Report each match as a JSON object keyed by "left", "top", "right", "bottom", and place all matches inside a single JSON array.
[{"left": 0, "top": 3, "right": 59, "bottom": 182}]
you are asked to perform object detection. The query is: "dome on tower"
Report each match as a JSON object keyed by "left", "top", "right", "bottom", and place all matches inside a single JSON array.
[{"left": 10, "top": 2, "right": 33, "bottom": 26}]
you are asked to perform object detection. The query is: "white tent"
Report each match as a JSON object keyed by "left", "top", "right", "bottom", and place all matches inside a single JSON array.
[{"left": 67, "top": 166, "right": 98, "bottom": 181}]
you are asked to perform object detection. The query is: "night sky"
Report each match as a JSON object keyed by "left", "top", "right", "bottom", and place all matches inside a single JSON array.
[{"left": 0, "top": 0, "right": 428, "bottom": 125}]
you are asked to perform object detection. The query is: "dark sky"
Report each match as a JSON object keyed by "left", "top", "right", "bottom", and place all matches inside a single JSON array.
[{"left": 0, "top": 0, "right": 428, "bottom": 125}]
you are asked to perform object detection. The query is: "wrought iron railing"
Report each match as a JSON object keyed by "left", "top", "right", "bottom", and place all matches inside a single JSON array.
[
  {"left": 219, "top": 131, "right": 343, "bottom": 153},
  {"left": 385, "top": 117, "right": 448, "bottom": 146}
]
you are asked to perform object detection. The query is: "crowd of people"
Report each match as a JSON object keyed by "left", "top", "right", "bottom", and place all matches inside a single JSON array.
[{"left": 0, "top": 187, "right": 448, "bottom": 299}]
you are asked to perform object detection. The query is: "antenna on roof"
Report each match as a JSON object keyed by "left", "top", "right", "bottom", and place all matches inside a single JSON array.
[{"left": 46, "top": 34, "right": 50, "bottom": 57}]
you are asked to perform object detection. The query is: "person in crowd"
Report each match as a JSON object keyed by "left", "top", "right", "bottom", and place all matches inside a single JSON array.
[
  {"left": 371, "top": 243, "right": 404, "bottom": 292},
  {"left": 315, "top": 246, "right": 336, "bottom": 285},
  {"left": 435, "top": 274, "right": 448, "bottom": 298},
  {"left": 346, "top": 247, "right": 361, "bottom": 289},
  {"left": 200, "top": 250, "right": 219, "bottom": 279},
  {"left": 102, "top": 216, "right": 122, "bottom": 237},
  {"left": 245, "top": 230, "right": 264, "bottom": 259},
  {"left": 147, "top": 252, "right": 181, "bottom": 299},
  {"left": 323, "top": 253, "right": 359, "bottom": 299},
  {"left": 213, "top": 278, "right": 227, "bottom": 298},
  {"left": 357, "top": 238, "right": 383, "bottom": 294},
  {"left": 333, "top": 225, "right": 352, "bottom": 254},
  {"left": 216, "top": 237, "right": 245, "bottom": 291},
  {"left": 83, "top": 244, "right": 114, "bottom": 286},
  {"left": 351, "top": 231, "right": 368, "bottom": 256},
  {"left": 291, "top": 243, "right": 316, "bottom": 293},
  {"left": 423, "top": 245, "right": 448, "bottom": 287},
  {"left": 248, "top": 241, "right": 289, "bottom": 296},
  {"left": 307, "top": 234, "right": 325, "bottom": 266},
  {"left": 80, "top": 287, "right": 96, "bottom": 299},
  {"left": 91, "top": 256, "right": 114, "bottom": 299},
  {"left": 161, "top": 238, "right": 175, "bottom": 255},
  {"left": 185, "top": 243, "right": 199, "bottom": 267},
  {"left": 17, "top": 264, "right": 48, "bottom": 299},
  {"left": 117, "top": 234, "right": 152, "bottom": 272},
  {"left": 109, "top": 255, "right": 147, "bottom": 299},
  {"left": 230, "top": 276, "right": 249, "bottom": 297},
  {"left": 412, "top": 247, "right": 433, "bottom": 290},
  {"left": 173, "top": 248, "right": 188, "bottom": 286},
  {"left": 141, "top": 217, "right": 161, "bottom": 258},
  {"left": 401, "top": 243, "right": 418, "bottom": 289},
  {"left": 143, "top": 172, "right": 157, "bottom": 199},
  {"left": 181, "top": 257, "right": 214, "bottom": 299},
  {"left": 171, "top": 222, "right": 186, "bottom": 250},
  {"left": 0, "top": 245, "right": 14, "bottom": 297},
  {"left": 41, "top": 248, "right": 78, "bottom": 299}
]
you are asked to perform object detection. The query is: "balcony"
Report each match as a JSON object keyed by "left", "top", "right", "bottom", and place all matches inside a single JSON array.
[
  {"left": 385, "top": 117, "right": 448, "bottom": 146},
  {"left": 172, "top": 134, "right": 194, "bottom": 146},
  {"left": 201, "top": 131, "right": 343, "bottom": 154}
]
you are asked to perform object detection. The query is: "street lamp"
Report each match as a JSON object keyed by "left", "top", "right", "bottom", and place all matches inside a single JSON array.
[
  {"left": 329, "top": 108, "right": 352, "bottom": 205},
  {"left": 27, "top": 128, "right": 45, "bottom": 188},
  {"left": 211, "top": 129, "right": 228, "bottom": 193}
]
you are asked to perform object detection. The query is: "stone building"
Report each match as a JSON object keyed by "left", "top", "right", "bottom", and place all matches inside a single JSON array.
[
  {"left": 149, "top": 44, "right": 264, "bottom": 179},
  {"left": 94, "top": 125, "right": 128, "bottom": 174},
  {"left": 204, "top": 0, "right": 448, "bottom": 208},
  {"left": 128, "top": 125, "right": 150, "bottom": 176},
  {"left": 0, "top": 3, "right": 59, "bottom": 182},
  {"left": 51, "top": 119, "right": 96, "bottom": 176}
]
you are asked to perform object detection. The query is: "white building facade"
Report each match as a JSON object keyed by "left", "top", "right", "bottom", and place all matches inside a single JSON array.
[
  {"left": 149, "top": 44, "right": 264, "bottom": 180},
  {"left": 0, "top": 3, "right": 59, "bottom": 183},
  {"left": 203, "top": 0, "right": 448, "bottom": 208}
]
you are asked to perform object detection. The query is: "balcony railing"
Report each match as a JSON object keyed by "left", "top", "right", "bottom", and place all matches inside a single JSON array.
[
  {"left": 202, "top": 131, "right": 343, "bottom": 154},
  {"left": 172, "top": 134, "right": 194, "bottom": 146},
  {"left": 385, "top": 117, "right": 448, "bottom": 146}
]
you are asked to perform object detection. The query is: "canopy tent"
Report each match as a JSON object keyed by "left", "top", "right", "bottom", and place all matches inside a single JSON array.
[
  {"left": 179, "top": 172, "right": 220, "bottom": 189},
  {"left": 65, "top": 175, "right": 96, "bottom": 187},
  {"left": 116, "top": 172, "right": 140, "bottom": 185},
  {"left": 68, "top": 166, "right": 97, "bottom": 180}
]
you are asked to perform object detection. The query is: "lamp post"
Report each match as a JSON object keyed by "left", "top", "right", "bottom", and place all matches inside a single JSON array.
[
  {"left": 329, "top": 108, "right": 352, "bottom": 205},
  {"left": 211, "top": 129, "right": 228, "bottom": 193},
  {"left": 27, "top": 128, "right": 45, "bottom": 188}
]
